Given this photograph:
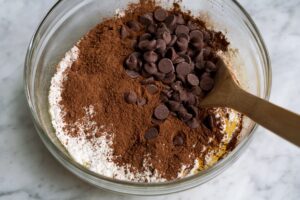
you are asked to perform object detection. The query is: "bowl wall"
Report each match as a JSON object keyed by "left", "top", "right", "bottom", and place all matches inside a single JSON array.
[{"left": 24, "top": 0, "right": 271, "bottom": 195}]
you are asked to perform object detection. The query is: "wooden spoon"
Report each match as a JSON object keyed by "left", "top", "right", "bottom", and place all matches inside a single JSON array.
[{"left": 200, "top": 59, "right": 300, "bottom": 147}]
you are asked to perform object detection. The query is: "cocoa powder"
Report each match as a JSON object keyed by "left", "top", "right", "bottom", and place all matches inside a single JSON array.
[{"left": 60, "top": 0, "right": 238, "bottom": 180}]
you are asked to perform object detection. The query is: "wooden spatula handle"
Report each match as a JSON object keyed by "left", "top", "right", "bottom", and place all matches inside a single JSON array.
[{"left": 227, "top": 88, "right": 300, "bottom": 147}]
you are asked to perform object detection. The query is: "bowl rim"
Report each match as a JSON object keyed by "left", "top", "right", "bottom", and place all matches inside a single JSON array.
[{"left": 24, "top": 0, "right": 272, "bottom": 194}]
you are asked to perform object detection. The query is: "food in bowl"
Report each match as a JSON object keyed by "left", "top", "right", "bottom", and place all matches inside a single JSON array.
[{"left": 49, "top": 0, "right": 242, "bottom": 182}]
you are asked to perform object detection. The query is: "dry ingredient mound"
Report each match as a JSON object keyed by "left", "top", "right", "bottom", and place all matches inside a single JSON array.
[{"left": 52, "top": 0, "right": 242, "bottom": 182}]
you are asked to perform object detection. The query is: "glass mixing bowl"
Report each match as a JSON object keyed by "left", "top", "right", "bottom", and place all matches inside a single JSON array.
[{"left": 24, "top": 0, "right": 271, "bottom": 195}]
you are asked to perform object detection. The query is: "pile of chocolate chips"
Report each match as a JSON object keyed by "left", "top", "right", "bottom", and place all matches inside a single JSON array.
[{"left": 121, "top": 7, "right": 222, "bottom": 131}]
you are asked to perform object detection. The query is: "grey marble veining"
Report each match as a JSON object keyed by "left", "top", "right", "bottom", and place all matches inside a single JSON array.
[{"left": 0, "top": 0, "right": 299, "bottom": 199}]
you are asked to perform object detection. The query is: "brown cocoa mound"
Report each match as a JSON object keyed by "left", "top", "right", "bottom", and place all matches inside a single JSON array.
[{"left": 60, "top": 0, "right": 238, "bottom": 180}]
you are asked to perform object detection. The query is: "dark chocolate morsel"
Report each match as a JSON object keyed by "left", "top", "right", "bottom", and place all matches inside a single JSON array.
[
  {"left": 139, "top": 13, "right": 154, "bottom": 25},
  {"left": 144, "top": 63, "right": 158, "bottom": 75},
  {"left": 143, "top": 51, "right": 158, "bottom": 63},
  {"left": 154, "top": 104, "right": 170, "bottom": 120},
  {"left": 144, "top": 127, "right": 159, "bottom": 140},
  {"left": 124, "top": 91, "right": 137, "bottom": 104},
  {"left": 154, "top": 8, "right": 168, "bottom": 22},
  {"left": 127, "top": 20, "right": 141, "bottom": 31},
  {"left": 158, "top": 58, "right": 174, "bottom": 73},
  {"left": 146, "top": 84, "right": 159, "bottom": 95}
]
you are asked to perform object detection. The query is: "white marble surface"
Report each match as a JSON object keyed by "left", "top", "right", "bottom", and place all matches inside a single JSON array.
[{"left": 0, "top": 0, "right": 299, "bottom": 199}]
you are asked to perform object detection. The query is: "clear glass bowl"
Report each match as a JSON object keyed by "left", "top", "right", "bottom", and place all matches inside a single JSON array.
[{"left": 24, "top": 0, "right": 271, "bottom": 195}]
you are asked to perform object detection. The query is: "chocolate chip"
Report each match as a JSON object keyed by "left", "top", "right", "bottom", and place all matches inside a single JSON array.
[
  {"left": 163, "top": 84, "right": 171, "bottom": 90},
  {"left": 146, "top": 84, "right": 159, "bottom": 94},
  {"left": 195, "top": 60, "right": 205, "bottom": 70},
  {"left": 156, "top": 23, "right": 170, "bottom": 36},
  {"left": 187, "top": 105, "right": 199, "bottom": 117},
  {"left": 187, "top": 21, "right": 198, "bottom": 31},
  {"left": 187, "top": 118, "right": 200, "bottom": 129},
  {"left": 154, "top": 72, "right": 165, "bottom": 80},
  {"left": 170, "top": 111, "right": 177, "bottom": 116},
  {"left": 161, "top": 89, "right": 173, "bottom": 98},
  {"left": 120, "top": 25, "right": 129, "bottom": 39},
  {"left": 147, "top": 23, "right": 157, "bottom": 34},
  {"left": 140, "top": 33, "right": 152, "bottom": 41},
  {"left": 125, "top": 70, "right": 140, "bottom": 78},
  {"left": 195, "top": 49, "right": 203, "bottom": 60},
  {"left": 161, "top": 89, "right": 173, "bottom": 99},
  {"left": 191, "top": 86, "right": 204, "bottom": 96},
  {"left": 177, "top": 49, "right": 187, "bottom": 56},
  {"left": 190, "top": 30, "right": 203, "bottom": 42},
  {"left": 187, "top": 74, "right": 199, "bottom": 86},
  {"left": 177, "top": 105, "right": 187, "bottom": 115},
  {"left": 190, "top": 62, "right": 195, "bottom": 72},
  {"left": 171, "top": 81, "right": 182, "bottom": 91},
  {"left": 165, "top": 15, "right": 177, "bottom": 28},
  {"left": 211, "top": 52, "right": 220, "bottom": 63},
  {"left": 202, "top": 48, "right": 211, "bottom": 59},
  {"left": 173, "top": 134, "right": 184, "bottom": 146},
  {"left": 124, "top": 91, "right": 137, "bottom": 104},
  {"left": 137, "top": 97, "right": 147, "bottom": 106},
  {"left": 127, "top": 20, "right": 140, "bottom": 31},
  {"left": 143, "top": 51, "right": 158, "bottom": 63},
  {"left": 139, "top": 13, "right": 154, "bottom": 26},
  {"left": 176, "top": 37, "right": 188, "bottom": 51},
  {"left": 160, "top": 93, "right": 169, "bottom": 103},
  {"left": 176, "top": 14, "right": 185, "bottom": 25},
  {"left": 186, "top": 92, "right": 196, "bottom": 105},
  {"left": 203, "top": 30, "right": 211, "bottom": 42},
  {"left": 162, "top": 72, "right": 176, "bottom": 84},
  {"left": 176, "top": 62, "right": 192, "bottom": 76},
  {"left": 181, "top": 54, "right": 191, "bottom": 64},
  {"left": 171, "top": 92, "right": 181, "bottom": 102},
  {"left": 144, "top": 127, "right": 159, "bottom": 140},
  {"left": 162, "top": 31, "right": 172, "bottom": 45},
  {"left": 168, "top": 35, "right": 177, "bottom": 47},
  {"left": 151, "top": 118, "right": 163, "bottom": 125},
  {"left": 180, "top": 112, "right": 193, "bottom": 122},
  {"left": 140, "top": 76, "right": 155, "bottom": 84},
  {"left": 175, "top": 103, "right": 184, "bottom": 112},
  {"left": 154, "top": 104, "right": 169, "bottom": 120},
  {"left": 125, "top": 52, "right": 139, "bottom": 70},
  {"left": 144, "top": 63, "right": 158, "bottom": 74},
  {"left": 154, "top": 8, "right": 168, "bottom": 22},
  {"left": 179, "top": 89, "right": 189, "bottom": 102},
  {"left": 175, "top": 25, "right": 189, "bottom": 36},
  {"left": 177, "top": 74, "right": 186, "bottom": 84},
  {"left": 165, "top": 47, "right": 178, "bottom": 61},
  {"left": 173, "top": 56, "right": 185, "bottom": 64},
  {"left": 205, "top": 61, "right": 217, "bottom": 72},
  {"left": 141, "top": 69, "right": 152, "bottom": 78},
  {"left": 201, "top": 72, "right": 211, "bottom": 79},
  {"left": 178, "top": 32, "right": 190, "bottom": 41},
  {"left": 156, "top": 39, "right": 166, "bottom": 54},
  {"left": 187, "top": 48, "right": 195, "bottom": 58},
  {"left": 166, "top": 100, "right": 179, "bottom": 110},
  {"left": 200, "top": 76, "right": 214, "bottom": 91},
  {"left": 138, "top": 39, "right": 157, "bottom": 51},
  {"left": 131, "top": 39, "right": 138, "bottom": 49},
  {"left": 191, "top": 39, "right": 203, "bottom": 50},
  {"left": 158, "top": 58, "right": 174, "bottom": 73}
]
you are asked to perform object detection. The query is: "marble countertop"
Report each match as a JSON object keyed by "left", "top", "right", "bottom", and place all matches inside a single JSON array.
[{"left": 0, "top": 0, "right": 299, "bottom": 199}]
